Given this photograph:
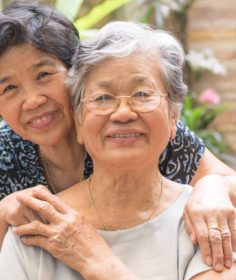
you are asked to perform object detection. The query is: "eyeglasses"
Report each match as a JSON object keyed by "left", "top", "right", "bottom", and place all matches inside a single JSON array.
[{"left": 80, "top": 90, "right": 167, "bottom": 116}]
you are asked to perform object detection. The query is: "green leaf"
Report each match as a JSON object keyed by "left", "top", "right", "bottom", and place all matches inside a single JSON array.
[
  {"left": 74, "top": 0, "right": 133, "bottom": 30},
  {"left": 55, "top": 0, "right": 84, "bottom": 21}
]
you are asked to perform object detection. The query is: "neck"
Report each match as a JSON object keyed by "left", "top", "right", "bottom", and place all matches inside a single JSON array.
[
  {"left": 59, "top": 162, "right": 183, "bottom": 231},
  {"left": 87, "top": 165, "right": 164, "bottom": 230},
  {"left": 39, "top": 128, "right": 86, "bottom": 193}
]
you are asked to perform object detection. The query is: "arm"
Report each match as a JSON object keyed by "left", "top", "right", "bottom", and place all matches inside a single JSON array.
[
  {"left": 185, "top": 148, "right": 236, "bottom": 271},
  {"left": 190, "top": 148, "right": 236, "bottom": 185},
  {"left": 0, "top": 210, "right": 8, "bottom": 249}
]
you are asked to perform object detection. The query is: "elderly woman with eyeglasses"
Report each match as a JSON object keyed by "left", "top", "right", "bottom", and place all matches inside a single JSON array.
[{"left": 0, "top": 21, "right": 235, "bottom": 280}]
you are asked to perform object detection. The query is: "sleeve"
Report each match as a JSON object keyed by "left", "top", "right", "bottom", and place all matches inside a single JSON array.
[
  {"left": 177, "top": 222, "right": 212, "bottom": 280},
  {"left": 159, "top": 120, "right": 205, "bottom": 184},
  {"left": 0, "top": 228, "right": 32, "bottom": 280}
]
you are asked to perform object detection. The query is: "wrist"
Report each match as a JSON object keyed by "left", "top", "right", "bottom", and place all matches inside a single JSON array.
[{"left": 224, "top": 175, "right": 236, "bottom": 205}]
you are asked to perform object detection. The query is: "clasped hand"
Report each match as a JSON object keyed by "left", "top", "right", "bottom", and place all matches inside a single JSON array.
[{"left": 184, "top": 175, "right": 236, "bottom": 272}]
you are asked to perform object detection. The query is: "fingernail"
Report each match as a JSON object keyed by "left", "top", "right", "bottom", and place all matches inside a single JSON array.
[
  {"left": 215, "top": 263, "right": 223, "bottom": 271},
  {"left": 225, "top": 260, "right": 232, "bottom": 268},
  {"left": 205, "top": 256, "right": 212, "bottom": 266}
]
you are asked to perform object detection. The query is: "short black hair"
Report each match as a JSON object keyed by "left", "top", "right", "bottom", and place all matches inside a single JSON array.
[{"left": 0, "top": 0, "right": 80, "bottom": 68}]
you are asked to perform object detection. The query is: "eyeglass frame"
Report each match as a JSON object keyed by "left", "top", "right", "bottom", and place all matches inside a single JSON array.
[{"left": 79, "top": 90, "right": 168, "bottom": 116}]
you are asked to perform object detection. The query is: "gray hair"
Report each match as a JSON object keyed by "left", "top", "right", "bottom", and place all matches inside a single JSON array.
[{"left": 68, "top": 21, "right": 187, "bottom": 114}]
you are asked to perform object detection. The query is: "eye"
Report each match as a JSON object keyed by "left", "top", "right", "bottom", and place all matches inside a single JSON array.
[
  {"left": 132, "top": 90, "right": 152, "bottom": 98},
  {"left": 36, "top": 72, "right": 52, "bottom": 81},
  {"left": 1, "top": 84, "right": 17, "bottom": 95},
  {"left": 91, "top": 93, "right": 114, "bottom": 103}
]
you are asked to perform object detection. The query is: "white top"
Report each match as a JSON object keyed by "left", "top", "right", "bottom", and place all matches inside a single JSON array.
[{"left": 0, "top": 185, "right": 212, "bottom": 280}]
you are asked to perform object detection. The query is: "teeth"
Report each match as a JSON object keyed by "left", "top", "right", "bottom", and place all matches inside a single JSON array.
[
  {"left": 110, "top": 133, "right": 143, "bottom": 138},
  {"left": 32, "top": 115, "right": 49, "bottom": 124}
]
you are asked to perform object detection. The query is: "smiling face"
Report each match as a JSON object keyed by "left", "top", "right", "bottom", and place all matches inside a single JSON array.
[
  {"left": 75, "top": 54, "right": 177, "bottom": 169},
  {"left": 0, "top": 43, "right": 74, "bottom": 146}
]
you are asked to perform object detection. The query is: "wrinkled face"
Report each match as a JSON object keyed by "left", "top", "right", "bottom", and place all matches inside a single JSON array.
[
  {"left": 0, "top": 43, "right": 73, "bottom": 146},
  {"left": 75, "top": 54, "right": 177, "bottom": 169}
]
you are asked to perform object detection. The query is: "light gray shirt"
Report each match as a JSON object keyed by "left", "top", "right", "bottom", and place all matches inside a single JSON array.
[{"left": 0, "top": 185, "right": 212, "bottom": 280}]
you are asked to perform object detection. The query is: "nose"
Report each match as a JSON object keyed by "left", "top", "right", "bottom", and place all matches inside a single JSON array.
[
  {"left": 109, "top": 98, "right": 138, "bottom": 123},
  {"left": 22, "top": 86, "right": 48, "bottom": 111}
]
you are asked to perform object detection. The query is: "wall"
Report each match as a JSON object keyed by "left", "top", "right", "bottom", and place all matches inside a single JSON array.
[{"left": 187, "top": 0, "right": 236, "bottom": 166}]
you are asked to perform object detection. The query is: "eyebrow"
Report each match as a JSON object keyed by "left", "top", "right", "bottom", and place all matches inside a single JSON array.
[
  {"left": 0, "top": 76, "right": 10, "bottom": 85},
  {"left": 30, "top": 58, "right": 56, "bottom": 70},
  {"left": 131, "top": 76, "right": 156, "bottom": 87},
  {"left": 96, "top": 76, "right": 156, "bottom": 88}
]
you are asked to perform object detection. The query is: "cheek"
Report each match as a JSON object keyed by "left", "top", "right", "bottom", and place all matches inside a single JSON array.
[
  {"left": 81, "top": 113, "right": 106, "bottom": 154},
  {"left": 148, "top": 110, "right": 172, "bottom": 150}
]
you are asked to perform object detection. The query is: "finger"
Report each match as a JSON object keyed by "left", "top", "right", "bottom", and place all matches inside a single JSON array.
[
  {"left": 194, "top": 220, "right": 213, "bottom": 267},
  {"left": 8, "top": 212, "right": 29, "bottom": 226},
  {"left": 21, "top": 235, "right": 48, "bottom": 250},
  {"left": 13, "top": 220, "right": 49, "bottom": 237},
  {"left": 227, "top": 210, "right": 236, "bottom": 251},
  {"left": 185, "top": 212, "right": 213, "bottom": 266},
  {"left": 183, "top": 211, "right": 197, "bottom": 244},
  {"left": 32, "top": 187, "right": 70, "bottom": 214},
  {"left": 6, "top": 202, "right": 30, "bottom": 226},
  {"left": 219, "top": 219, "right": 233, "bottom": 268},
  {"left": 23, "top": 209, "right": 42, "bottom": 223},
  {"left": 16, "top": 195, "right": 60, "bottom": 224},
  {"left": 208, "top": 225, "right": 224, "bottom": 271}
]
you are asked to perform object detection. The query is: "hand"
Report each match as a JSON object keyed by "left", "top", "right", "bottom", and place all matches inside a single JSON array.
[
  {"left": 0, "top": 186, "right": 45, "bottom": 226},
  {"left": 0, "top": 186, "right": 43, "bottom": 247},
  {"left": 184, "top": 175, "right": 236, "bottom": 272},
  {"left": 12, "top": 187, "right": 114, "bottom": 277}
]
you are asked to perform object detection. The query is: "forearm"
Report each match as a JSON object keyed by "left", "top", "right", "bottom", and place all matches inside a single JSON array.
[
  {"left": 0, "top": 207, "right": 8, "bottom": 249},
  {"left": 190, "top": 148, "right": 236, "bottom": 186},
  {"left": 81, "top": 255, "right": 140, "bottom": 280}
]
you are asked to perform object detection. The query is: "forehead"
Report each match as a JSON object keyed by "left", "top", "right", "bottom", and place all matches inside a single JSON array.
[
  {"left": 0, "top": 43, "right": 63, "bottom": 73},
  {"left": 85, "top": 54, "right": 164, "bottom": 91}
]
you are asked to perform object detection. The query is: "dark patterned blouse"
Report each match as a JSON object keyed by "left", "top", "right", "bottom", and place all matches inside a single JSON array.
[{"left": 0, "top": 120, "right": 204, "bottom": 200}]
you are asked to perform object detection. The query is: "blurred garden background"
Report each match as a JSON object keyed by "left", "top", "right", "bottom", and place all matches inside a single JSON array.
[{"left": 1, "top": 0, "right": 236, "bottom": 168}]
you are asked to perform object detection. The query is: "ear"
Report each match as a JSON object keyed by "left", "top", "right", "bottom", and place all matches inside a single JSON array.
[
  {"left": 73, "top": 109, "right": 84, "bottom": 145},
  {"left": 169, "top": 109, "right": 178, "bottom": 140}
]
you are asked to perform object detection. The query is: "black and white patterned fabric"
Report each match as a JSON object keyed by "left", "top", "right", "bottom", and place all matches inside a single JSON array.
[{"left": 0, "top": 120, "right": 204, "bottom": 200}]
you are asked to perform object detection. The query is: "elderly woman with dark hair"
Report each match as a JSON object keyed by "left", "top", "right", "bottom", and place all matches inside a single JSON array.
[{"left": 1, "top": 21, "right": 235, "bottom": 280}]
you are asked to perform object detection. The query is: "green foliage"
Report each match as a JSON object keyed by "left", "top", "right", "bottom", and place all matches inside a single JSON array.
[
  {"left": 74, "top": 0, "right": 132, "bottom": 31},
  {"left": 181, "top": 93, "right": 228, "bottom": 157},
  {"left": 55, "top": 0, "right": 132, "bottom": 35},
  {"left": 56, "top": 0, "right": 84, "bottom": 21}
]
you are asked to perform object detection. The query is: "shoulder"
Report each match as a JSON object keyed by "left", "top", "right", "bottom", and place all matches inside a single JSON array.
[
  {"left": 159, "top": 120, "right": 205, "bottom": 184},
  {"left": 0, "top": 228, "right": 81, "bottom": 280},
  {"left": 0, "top": 120, "right": 31, "bottom": 154},
  {"left": 0, "top": 228, "right": 37, "bottom": 279},
  {"left": 0, "top": 121, "right": 46, "bottom": 199}
]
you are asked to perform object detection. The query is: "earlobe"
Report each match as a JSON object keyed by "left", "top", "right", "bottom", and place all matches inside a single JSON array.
[
  {"left": 170, "top": 125, "right": 177, "bottom": 139},
  {"left": 170, "top": 111, "right": 178, "bottom": 139}
]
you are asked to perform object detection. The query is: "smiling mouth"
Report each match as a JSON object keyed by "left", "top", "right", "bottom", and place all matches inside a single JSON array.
[
  {"left": 28, "top": 111, "right": 58, "bottom": 129},
  {"left": 109, "top": 133, "right": 144, "bottom": 138}
]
